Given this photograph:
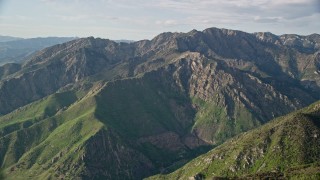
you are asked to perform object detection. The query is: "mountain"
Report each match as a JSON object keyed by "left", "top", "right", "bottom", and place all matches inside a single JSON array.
[
  {"left": 0, "top": 36, "right": 23, "bottom": 43},
  {"left": 0, "top": 27, "right": 319, "bottom": 179},
  {"left": 148, "top": 100, "right": 320, "bottom": 179},
  {"left": 0, "top": 37, "right": 77, "bottom": 65}
]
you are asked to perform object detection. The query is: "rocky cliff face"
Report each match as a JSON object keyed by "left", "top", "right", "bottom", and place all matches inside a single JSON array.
[
  {"left": 131, "top": 51, "right": 317, "bottom": 144},
  {"left": 0, "top": 27, "right": 320, "bottom": 179}
]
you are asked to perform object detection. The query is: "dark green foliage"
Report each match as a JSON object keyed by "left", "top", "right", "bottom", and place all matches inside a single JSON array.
[{"left": 0, "top": 168, "right": 4, "bottom": 180}]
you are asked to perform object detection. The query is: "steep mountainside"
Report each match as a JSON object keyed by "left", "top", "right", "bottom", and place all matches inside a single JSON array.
[
  {"left": 0, "top": 78, "right": 208, "bottom": 179},
  {"left": 0, "top": 27, "right": 320, "bottom": 179},
  {"left": 0, "top": 63, "right": 21, "bottom": 80},
  {"left": 149, "top": 101, "right": 320, "bottom": 179},
  {"left": 0, "top": 37, "right": 77, "bottom": 65}
]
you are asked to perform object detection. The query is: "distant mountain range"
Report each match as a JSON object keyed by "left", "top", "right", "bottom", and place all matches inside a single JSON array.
[
  {"left": 0, "top": 36, "right": 136, "bottom": 66},
  {"left": 0, "top": 35, "right": 23, "bottom": 42},
  {"left": 0, "top": 36, "right": 78, "bottom": 65},
  {"left": 0, "top": 28, "right": 319, "bottom": 179}
]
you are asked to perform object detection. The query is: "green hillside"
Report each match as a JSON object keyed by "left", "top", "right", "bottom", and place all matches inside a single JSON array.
[
  {"left": 148, "top": 101, "right": 320, "bottom": 179},
  {"left": 0, "top": 74, "right": 210, "bottom": 179}
]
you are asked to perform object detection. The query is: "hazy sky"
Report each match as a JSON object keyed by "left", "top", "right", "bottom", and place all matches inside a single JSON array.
[{"left": 0, "top": 0, "right": 319, "bottom": 40}]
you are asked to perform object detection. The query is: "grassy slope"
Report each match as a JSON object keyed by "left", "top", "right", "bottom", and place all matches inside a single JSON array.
[
  {"left": 191, "top": 97, "right": 260, "bottom": 144},
  {"left": 148, "top": 101, "right": 320, "bottom": 179},
  {"left": 0, "top": 91, "right": 78, "bottom": 167},
  {"left": 0, "top": 73, "right": 206, "bottom": 179},
  {"left": 0, "top": 91, "right": 77, "bottom": 132},
  {"left": 0, "top": 89, "right": 101, "bottom": 179},
  {"left": 5, "top": 97, "right": 152, "bottom": 180}
]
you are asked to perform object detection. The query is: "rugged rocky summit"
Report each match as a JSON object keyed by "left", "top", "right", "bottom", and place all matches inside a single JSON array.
[{"left": 0, "top": 27, "right": 319, "bottom": 179}]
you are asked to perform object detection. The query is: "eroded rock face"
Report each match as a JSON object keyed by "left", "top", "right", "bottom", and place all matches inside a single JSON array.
[{"left": 141, "top": 52, "right": 316, "bottom": 143}]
